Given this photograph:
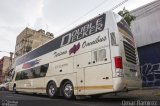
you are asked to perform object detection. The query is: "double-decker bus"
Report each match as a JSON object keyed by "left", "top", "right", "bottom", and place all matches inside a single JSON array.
[{"left": 9, "top": 11, "right": 141, "bottom": 99}]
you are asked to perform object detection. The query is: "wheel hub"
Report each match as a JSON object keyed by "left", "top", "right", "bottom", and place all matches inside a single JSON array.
[
  {"left": 64, "top": 84, "right": 73, "bottom": 97},
  {"left": 49, "top": 85, "right": 55, "bottom": 96}
]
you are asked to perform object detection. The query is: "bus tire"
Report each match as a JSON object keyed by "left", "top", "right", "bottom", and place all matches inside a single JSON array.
[
  {"left": 47, "top": 82, "right": 58, "bottom": 98},
  {"left": 62, "top": 80, "right": 74, "bottom": 99},
  {"left": 1, "top": 87, "right": 5, "bottom": 91}
]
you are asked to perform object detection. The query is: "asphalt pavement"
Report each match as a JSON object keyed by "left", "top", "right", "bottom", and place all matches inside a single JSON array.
[{"left": 0, "top": 90, "right": 160, "bottom": 106}]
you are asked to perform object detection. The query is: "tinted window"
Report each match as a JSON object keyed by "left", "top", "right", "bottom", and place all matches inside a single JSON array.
[
  {"left": 33, "top": 67, "right": 41, "bottom": 78},
  {"left": 15, "top": 72, "right": 21, "bottom": 80},
  {"left": 21, "top": 71, "right": 27, "bottom": 79},
  {"left": 22, "top": 70, "right": 33, "bottom": 80},
  {"left": 20, "top": 71, "right": 24, "bottom": 80},
  {"left": 40, "top": 64, "right": 49, "bottom": 77},
  {"left": 15, "top": 64, "right": 49, "bottom": 80}
]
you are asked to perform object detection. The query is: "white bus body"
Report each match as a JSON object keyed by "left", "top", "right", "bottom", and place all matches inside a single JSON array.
[{"left": 9, "top": 11, "right": 141, "bottom": 99}]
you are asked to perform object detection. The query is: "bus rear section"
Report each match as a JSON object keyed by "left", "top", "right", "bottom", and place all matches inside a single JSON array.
[
  {"left": 112, "top": 17, "right": 141, "bottom": 92},
  {"left": 122, "top": 39, "right": 141, "bottom": 89}
]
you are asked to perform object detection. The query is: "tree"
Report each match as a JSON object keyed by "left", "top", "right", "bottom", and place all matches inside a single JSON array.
[{"left": 118, "top": 7, "right": 136, "bottom": 26}]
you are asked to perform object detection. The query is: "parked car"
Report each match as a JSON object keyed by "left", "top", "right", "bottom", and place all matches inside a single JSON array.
[{"left": 0, "top": 82, "right": 9, "bottom": 91}]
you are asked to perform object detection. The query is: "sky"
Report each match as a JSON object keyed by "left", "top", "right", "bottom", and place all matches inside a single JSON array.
[{"left": 0, "top": 0, "right": 155, "bottom": 58}]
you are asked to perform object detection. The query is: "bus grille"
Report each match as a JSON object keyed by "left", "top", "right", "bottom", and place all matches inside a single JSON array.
[{"left": 123, "top": 41, "right": 136, "bottom": 64}]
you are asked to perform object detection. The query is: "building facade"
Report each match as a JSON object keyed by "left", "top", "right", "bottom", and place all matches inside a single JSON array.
[
  {"left": 131, "top": 0, "right": 160, "bottom": 87},
  {"left": 0, "top": 59, "right": 3, "bottom": 83},
  {"left": 0, "top": 56, "right": 12, "bottom": 83},
  {"left": 15, "top": 27, "right": 54, "bottom": 58}
]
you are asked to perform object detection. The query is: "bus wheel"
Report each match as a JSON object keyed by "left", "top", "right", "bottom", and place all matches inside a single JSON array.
[
  {"left": 62, "top": 81, "right": 74, "bottom": 99},
  {"left": 1, "top": 87, "right": 5, "bottom": 91},
  {"left": 47, "top": 82, "right": 57, "bottom": 98}
]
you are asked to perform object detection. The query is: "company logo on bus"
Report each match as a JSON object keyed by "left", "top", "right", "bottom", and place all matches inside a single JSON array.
[
  {"left": 22, "top": 59, "right": 40, "bottom": 69},
  {"left": 60, "top": 14, "right": 106, "bottom": 47},
  {"left": 69, "top": 42, "right": 80, "bottom": 55}
]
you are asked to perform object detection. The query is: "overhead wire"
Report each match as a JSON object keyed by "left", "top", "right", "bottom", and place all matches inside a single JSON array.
[
  {"left": 56, "top": 0, "right": 129, "bottom": 35},
  {"left": 56, "top": 0, "right": 110, "bottom": 35},
  {"left": 111, "top": 0, "right": 128, "bottom": 10}
]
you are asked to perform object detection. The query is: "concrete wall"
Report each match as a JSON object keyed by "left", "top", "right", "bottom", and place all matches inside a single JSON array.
[
  {"left": 131, "top": 0, "right": 160, "bottom": 47},
  {"left": 131, "top": 0, "right": 160, "bottom": 87}
]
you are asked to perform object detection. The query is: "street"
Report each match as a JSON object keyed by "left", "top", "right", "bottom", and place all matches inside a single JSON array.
[{"left": 0, "top": 90, "right": 160, "bottom": 106}]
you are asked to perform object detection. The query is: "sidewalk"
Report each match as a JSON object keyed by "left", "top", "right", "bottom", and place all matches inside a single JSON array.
[
  {"left": 102, "top": 88, "right": 160, "bottom": 100},
  {"left": 126, "top": 88, "right": 160, "bottom": 97}
]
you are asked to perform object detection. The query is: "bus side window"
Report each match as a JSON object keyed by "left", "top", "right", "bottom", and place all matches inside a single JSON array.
[
  {"left": 15, "top": 72, "right": 21, "bottom": 80},
  {"left": 93, "top": 51, "right": 98, "bottom": 62},
  {"left": 23, "top": 71, "right": 29, "bottom": 79},
  {"left": 27, "top": 69, "right": 33, "bottom": 79},
  {"left": 20, "top": 72, "right": 25, "bottom": 80},
  {"left": 32, "top": 67, "right": 41, "bottom": 78},
  {"left": 93, "top": 49, "right": 106, "bottom": 62},
  {"left": 40, "top": 64, "right": 49, "bottom": 77}
]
